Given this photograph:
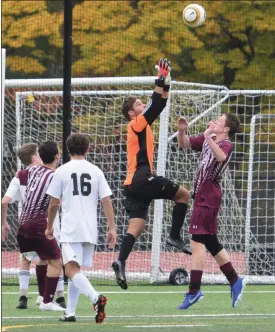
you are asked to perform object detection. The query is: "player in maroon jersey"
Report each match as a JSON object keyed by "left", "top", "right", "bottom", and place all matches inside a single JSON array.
[
  {"left": 17, "top": 141, "right": 64, "bottom": 312},
  {"left": 176, "top": 113, "right": 245, "bottom": 309}
]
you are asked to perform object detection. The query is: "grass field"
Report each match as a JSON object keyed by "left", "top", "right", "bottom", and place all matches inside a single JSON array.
[{"left": 2, "top": 284, "right": 275, "bottom": 332}]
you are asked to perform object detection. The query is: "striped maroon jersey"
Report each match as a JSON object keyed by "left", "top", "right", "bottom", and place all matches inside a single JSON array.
[
  {"left": 189, "top": 135, "right": 232, "bottom": 205},
  {"left": 18, "top": 166, "right": 54, "bottom": 238}
]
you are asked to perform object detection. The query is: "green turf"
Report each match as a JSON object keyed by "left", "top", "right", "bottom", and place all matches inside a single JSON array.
[{"left": 2, "top": 284, "right": 275, "bottom": 332}]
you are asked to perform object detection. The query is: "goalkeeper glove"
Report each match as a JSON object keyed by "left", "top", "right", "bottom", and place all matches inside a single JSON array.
[
  {"left": 155, "top": 64, "right": 171, "bottom": 87},
  {"left": 155, "top": 58, "right": 171, "bottom": 88}
]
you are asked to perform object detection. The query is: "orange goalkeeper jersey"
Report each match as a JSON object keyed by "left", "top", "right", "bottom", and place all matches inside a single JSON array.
[{"left": 124, "top": 92, "right": 167, "bottom": 185}]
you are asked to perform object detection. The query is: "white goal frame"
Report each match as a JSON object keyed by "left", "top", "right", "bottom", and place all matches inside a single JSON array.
[
  {"left": 1, "top": 49, "right": 6, "bottom": 167},
  {"left": 245, "top": 113, "right": 275, "bottom": 277}
]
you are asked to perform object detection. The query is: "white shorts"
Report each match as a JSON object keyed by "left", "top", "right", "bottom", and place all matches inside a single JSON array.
[
  {"left": 61, "top": 242, "right": 95, "bottom": 267},
  {"left": 20, "top": 251, "right": 39, "bottom": 262}
]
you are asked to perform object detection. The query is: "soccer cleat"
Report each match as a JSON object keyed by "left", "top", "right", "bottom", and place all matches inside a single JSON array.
[
  {"left": 35, "top": 295, "right": 43, "bottom": 305},
  {"left": 16, "top": 295, "right": 28, "bottom": 309},
  {"left": 166, "top": 236, "right": 192, "bottom": 255},
  {"left": 231, "top": 277, "right": 245, "bottom": 308},
  {"left": 94, "top": 294, "right": 107, "bottom": 323},
  {"left": 112, "top": 260, "right": 128, "bottom": 290},
  {"left": 178, "top": 290, "right": 204, "bottom": 310},
  {"left": 39, "top": 301, "right": 66, "bottom": 312},
  {"left": 56, "top": 296, "right": 66, "bottom": 309},
  {"left": 59, "top": 312, "right": 76, "bottom": 322}
]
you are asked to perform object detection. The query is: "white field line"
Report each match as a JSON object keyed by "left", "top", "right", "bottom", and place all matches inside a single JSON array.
[
  {"left": 3, "top": 314, "right": 275, "bottom": 320},
  {"left": 125, "top": 325, "right": 209, "bottom": 328},
  {"left": 2, "top": 290, "right": 275, "bottom": 295}
]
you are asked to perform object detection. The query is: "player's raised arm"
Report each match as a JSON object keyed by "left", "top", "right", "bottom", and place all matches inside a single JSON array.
[
  {"left": 142, "top": 58, "right": 171, "bottom": 125},
  {"left": 177, "top": 117, "right": 191, "bottom": 149},
  {"left": 178, "top": 117, "right": 206, "bottom": 151},
  {"left": 204, "top": 122, "right": 228, "bottom": 162}
]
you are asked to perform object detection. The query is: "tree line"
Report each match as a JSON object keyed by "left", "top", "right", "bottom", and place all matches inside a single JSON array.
[{"left": 2, "top": 0, "right": 275, "bottom": 89}]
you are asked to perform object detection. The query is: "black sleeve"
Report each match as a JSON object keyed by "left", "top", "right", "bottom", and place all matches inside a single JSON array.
[{"left": 143, "top": 92, "right": 168, "bottom": 125}]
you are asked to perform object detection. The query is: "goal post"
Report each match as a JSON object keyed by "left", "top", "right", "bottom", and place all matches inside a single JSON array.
[
  {"left": 2, "top": 78, "right": 275, "bottom": 285},
  {"left": 151, "top": 87, "right": 171, "bottom": 283},
  {"left": 245, "top": 114, "right": 275, "bottom": 278},
  {"left": 1, "top": 49, "right": 6, "bottom": 167}
]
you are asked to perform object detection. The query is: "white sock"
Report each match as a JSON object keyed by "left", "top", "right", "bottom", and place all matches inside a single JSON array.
[
  {"left": 67, "top": 280, "right": 80, "bottom": 315},
  {"left": 19, "top": 270, "right": 30, "bottom": 296},
  {"left": 72, "top": 272, "right": 99, "bottom": 304},
  {"left": 55, "top": 276, "right": 64, "bottom": 298}
]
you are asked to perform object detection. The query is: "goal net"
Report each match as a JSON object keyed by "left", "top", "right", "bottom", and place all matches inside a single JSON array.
[
  {"left": 2, "top": 78, "right": 275, "bottom": 285},
  {"left": 164, "top": 86, "right": 275, "bottom": 284}
]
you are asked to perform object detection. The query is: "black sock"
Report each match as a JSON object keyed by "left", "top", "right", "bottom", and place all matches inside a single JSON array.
[
  {"left": 169, "top": 202, "right": 188, "bottom": 239},
  {"left": 118, "top": 233, "right": 136, "bottom": 263}
]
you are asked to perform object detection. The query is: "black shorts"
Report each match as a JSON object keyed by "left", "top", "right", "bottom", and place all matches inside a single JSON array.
[
  {"left": 124, "top": 172, "right": 179, "bottom": 220},
  {"left": 191, "top": 234, "right": 223, "bottom": 256}
]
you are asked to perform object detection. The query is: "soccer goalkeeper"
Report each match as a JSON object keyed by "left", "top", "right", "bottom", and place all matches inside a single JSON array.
[{"left": 112, "top": 58, "right": 191, "bottom": 290}]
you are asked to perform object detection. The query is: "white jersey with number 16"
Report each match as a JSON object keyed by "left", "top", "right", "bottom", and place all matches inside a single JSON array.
[{"left": 46, "top": 159, "right": 112, "bottom": 244}]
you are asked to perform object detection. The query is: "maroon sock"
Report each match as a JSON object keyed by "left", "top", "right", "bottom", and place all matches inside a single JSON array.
[
  {"left": 35, "top": 265, "right": 47, "bottom": 296},
  {"left": 220, "top": 262, "right": 238, "bottom": 285},
  {"left": 43, "top": 276, "right": 59, "bottom": 304},
  {"left": 189, "top": 270, "right": 203, "bottom": 294}
]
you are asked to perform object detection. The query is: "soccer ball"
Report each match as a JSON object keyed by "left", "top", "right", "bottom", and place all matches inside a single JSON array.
[{"left": 183, "top": 4, "right": 206, "bottom": 27}]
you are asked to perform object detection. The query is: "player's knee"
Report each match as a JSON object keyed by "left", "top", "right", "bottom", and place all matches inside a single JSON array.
[
  {"left": 20, "top": 255, "right": 31, "bottom": 269},
  {"left": 128, "top": 218, "right": 145, "bottom": 238},
  {"left": 37, "top": 259, "right": 48, "bottom": 265},
  {"left": 174, "top": 186, "right": 190, "bottom": 203},
  {"left": 191, "top": 239, "right": 205, "bottom": 252},
  {"left": 49, "top": 258, "right": 62, "bottom": 271},
  {"left": 65, "top": 261, "right": 80, "bottom": 279},
  {"left": 205, "top": 236, "right": 223, "bottom": 257}
]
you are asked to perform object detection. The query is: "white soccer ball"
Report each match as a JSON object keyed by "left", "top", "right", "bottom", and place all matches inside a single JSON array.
[{"left": 183, "top": 4, "right": 206, "bottom": 27}]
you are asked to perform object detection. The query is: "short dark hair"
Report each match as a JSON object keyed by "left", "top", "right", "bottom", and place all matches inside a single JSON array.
[
  {"left": 17, "top": 143, "right": 38, "bottom": 167},
  {"left": 224, "top": 113, "right": 240, "bottom": 137},
  {"left": 38, "top": 141, "right": 59, "bottom": 164},
  {"left": 66, "top": 133, "right": 90, "bottom": 156},
  {"left": 122, "top": 96, "right": 137, "bottom": 120}
]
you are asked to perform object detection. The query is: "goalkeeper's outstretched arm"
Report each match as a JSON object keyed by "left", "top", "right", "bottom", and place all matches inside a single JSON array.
[{"left": 143, "top": 58, "right": 171, "bottom": 125}]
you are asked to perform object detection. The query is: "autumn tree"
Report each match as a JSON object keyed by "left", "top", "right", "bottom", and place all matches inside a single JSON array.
[
  {"left": 2, "top": 0, "right": 275, "bottom": 89},
  {"left": 2, "top": 0, "right": 63, "bottom": 78}
]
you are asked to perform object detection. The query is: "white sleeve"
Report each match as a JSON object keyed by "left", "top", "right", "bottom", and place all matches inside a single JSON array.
[
  {"left": 46, "top": 171, "right": 63, "bottom": 199},
  {"left": 98, "top": 170, "right": 112, "bottom": 199},
  {"left": 5, "top": 177, "right": 21, "bottom": 203}
]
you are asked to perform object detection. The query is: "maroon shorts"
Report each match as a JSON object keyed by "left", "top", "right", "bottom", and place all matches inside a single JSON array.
[
  {"left": 189, "top": 204, "right": 220, "bottom": 235},
  {"left": 17, "top": 234, "right": 61, "bottom": 260}
]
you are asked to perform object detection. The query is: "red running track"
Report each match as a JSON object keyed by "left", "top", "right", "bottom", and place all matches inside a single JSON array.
[{"left": 2, "top": 251, "right": 245, "bottom": 273}]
